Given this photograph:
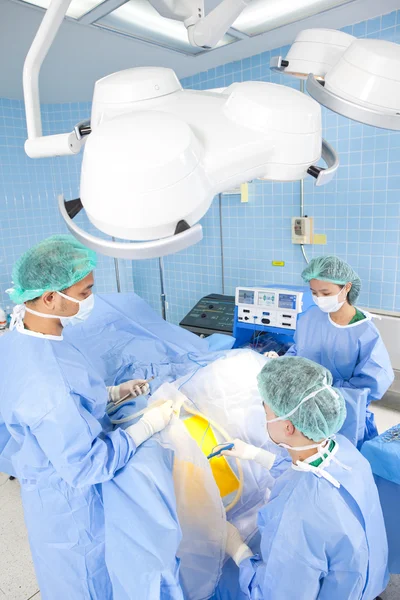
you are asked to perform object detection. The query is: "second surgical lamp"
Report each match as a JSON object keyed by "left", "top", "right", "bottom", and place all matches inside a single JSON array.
[{"left": 271, "top": 28, "right": 400, "bottom": 131}]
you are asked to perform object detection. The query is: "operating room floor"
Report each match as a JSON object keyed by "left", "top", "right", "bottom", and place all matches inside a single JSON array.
[{"left": 0, "top": 405, "right": 399, "bottom": 599}]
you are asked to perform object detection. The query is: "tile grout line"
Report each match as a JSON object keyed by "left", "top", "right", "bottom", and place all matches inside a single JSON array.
[{"left": 26, "top": 591, "right": 40, "bottom": 600}]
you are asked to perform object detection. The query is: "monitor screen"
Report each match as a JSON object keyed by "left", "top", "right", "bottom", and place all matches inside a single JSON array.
[
  {"left": 257, "top": 291, "right": 276, "bottom": 307},
  {"left": 278, "top": 293, "right": 297, "bottom": 310},
  {"left": 238, "top": 289, "right": 255, "bottom": 305}
]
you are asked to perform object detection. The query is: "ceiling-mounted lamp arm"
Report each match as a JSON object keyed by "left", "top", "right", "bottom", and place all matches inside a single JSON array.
[
  {"left": 149, "top": 0, "right": 202, "bottom": 21},
  {"left": 23, "top": 0, "right": 85, "bottom": 158},
  {"left": 149, "top": 0, "right": 251, "bottom": 49},
  {"left": 187, "top": 0, "right": 251, "bottom": 48}
]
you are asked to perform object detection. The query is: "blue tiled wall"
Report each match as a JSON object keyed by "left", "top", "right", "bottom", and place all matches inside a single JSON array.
[
  {"left": 1, "top": 10, "right": 400, "bottom": 323},
  {"left": 132, "top": 10, "right": 400, "bottom": 323},
  {"left": 0, "top": 100, "right": 133, "bottom": 311}
]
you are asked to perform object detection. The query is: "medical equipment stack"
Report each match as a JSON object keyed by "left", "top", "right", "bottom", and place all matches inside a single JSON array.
[
  {"left": 233, "top": 285, "right": 313, "bottom": 351},
  {"left": 179, "top": 285, "right": 313, "bottom": 353}
]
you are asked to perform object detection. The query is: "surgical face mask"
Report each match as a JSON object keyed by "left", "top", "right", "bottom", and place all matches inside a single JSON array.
[
  {"left": 57, "top": 291, "right": 95, "bottom": 327},
  {"left": 313, "top": 286, "right": 347, "bottom": 313},
  {"left": 265, "top": 383, "right": 339, "bottom": 451},
  {"left": 22, "top": 291, "right": 95, "bottom": 327}
]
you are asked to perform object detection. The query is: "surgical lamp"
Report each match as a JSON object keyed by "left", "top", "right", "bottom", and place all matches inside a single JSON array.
[
  {"left": 271, "top": 29, "right": 400, "bottom": 131},
  {"left": 23, "top": 1, "right": 339, "bottom": 260}
]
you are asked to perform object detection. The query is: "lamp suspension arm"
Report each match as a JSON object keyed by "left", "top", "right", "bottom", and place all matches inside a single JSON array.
[
  {"left": 187, "top": 0, "right": 251, "bottom": 48},
  {"left": 149, "top": 0, "right": 251, "bottom": 49},
  {"left": 23, "top": 0, "right": 85, "bottom": 158}
]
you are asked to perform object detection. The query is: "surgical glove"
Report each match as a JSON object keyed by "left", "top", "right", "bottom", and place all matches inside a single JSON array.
[
  {"left": 222, "top": 439, "right": 276, "bottom": 470},
  {"left": 126, "top": 401, "right": 174, "bottom": 448},
  {"left": 264, "top": 351, "right": 279, "bottom": 358},
  {"left": 225, "top": 522, "right": 253, "bottom": 566},
  {"left": 108, "top": 379, "right": 150, "bottom": 403}
]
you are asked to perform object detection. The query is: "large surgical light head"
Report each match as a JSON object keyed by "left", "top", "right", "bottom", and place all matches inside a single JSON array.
[
  {"left": 23, "top": 0, "right": 339, "bottom": 260},
  {"left": 77, "top": 67, "right": 336, "bottom": 245},
  {"left": 271, "top": 29, "right": 400, "bottom": 131}
]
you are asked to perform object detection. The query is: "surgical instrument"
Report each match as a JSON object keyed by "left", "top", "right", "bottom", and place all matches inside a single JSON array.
[{"left": 207, "top": 443, "right": 234, "bottom": 460}]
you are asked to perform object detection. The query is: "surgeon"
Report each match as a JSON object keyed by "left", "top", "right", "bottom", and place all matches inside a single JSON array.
[
  {"left": 222, "top": 356, "right": 389, "bottom": 600},
  {"left": 269, "top": 256, "right": 393, "bottom": 446},
  {"left": 0, "top": 235, "right": 176, "bottom": 599}
]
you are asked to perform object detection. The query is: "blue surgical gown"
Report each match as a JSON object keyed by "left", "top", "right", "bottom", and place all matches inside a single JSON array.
[
  {"left": 64, "top": 293, "right": 234, "bottom": 391},
  {"left": 102, "top": 437, "right": 183, "bottom": 599},
  {"left": 0, "top": 329, "right": 137, "bottom": 599},
  {"left": 239, "top": 435, "right": 389, "bottom": 600},
  {"left": 286, "top": 306, "right": 394, "bottom": 445}
]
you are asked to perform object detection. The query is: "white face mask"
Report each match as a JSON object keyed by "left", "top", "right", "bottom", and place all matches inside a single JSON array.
[
  {"left": 313, "top": 286, "right": 347, "bottom": 313},
  {"left": 23, "top": 291, "right": 95, "bottom": 327},
  {"left": 57, "top": 291, "right": 95, "bottom": 327}
]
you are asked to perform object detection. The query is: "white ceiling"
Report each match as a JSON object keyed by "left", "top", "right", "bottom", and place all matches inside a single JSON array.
[{"left": 1, "top": 0, "right": 399, "bottom": 103}]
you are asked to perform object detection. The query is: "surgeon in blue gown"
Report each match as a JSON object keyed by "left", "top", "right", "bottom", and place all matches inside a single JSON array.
[
  {"left": 278, "top": 256, "right": 393, "bottom": 447},
  {"left": 0, "top": 236, "right": 179, "bottom": 600},
  {"left": 221, "top": 356, "right": 389, "bottom": 600},
  {"left": 63, "top": 291, "right": 234, "bottom": 399}
]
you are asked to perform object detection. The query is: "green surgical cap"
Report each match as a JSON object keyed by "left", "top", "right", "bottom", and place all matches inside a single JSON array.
[
  {"left": 8, "top": 235, "right": 97, "bottom": 304},
  {"left": 301, "top": 255, "right": 361, "bottom": 304},
  {"left": 257, "top": 356, "right": 346, "bottom": 441}
]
